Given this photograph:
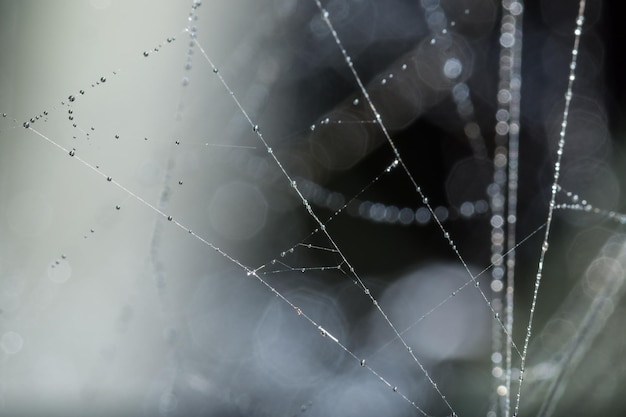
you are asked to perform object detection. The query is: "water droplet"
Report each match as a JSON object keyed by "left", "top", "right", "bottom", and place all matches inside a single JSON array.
[
  {"left": 69, "top": 150, "right": 75, "bottom": 157},
  {"left": 100, "top": 76, "right": 106, "bottom": 83},
  {"left": 178, "top": 180, "right": 183, "bottom": 185},
  {"left": 267, "top": 147, "right": 273, "bottom": 154},
  {"left": 115, "top": 205, "right": 121, "bottom": 210},
  {"left": 79, "top": 90, "right": 85, "bottom": 95},
  {"left": 106, "top": 176, "right": 112, "bottom": 182},
  {"left": 2, "top": 113, "right": 6, "bottom": 117},
  {"left": 392, "top": 387, "right": 398, "bottom": 392},
  {"left": 23, "top": 122, "right": 29, "bottom": 128},
  {"left": 212, "top": 67, "right": 219, "bottom": 74},
  {"left": 253, "top": 125, "right": 259, "bottom": 132},
  {"left": 542, "top": 241, "right": 549, "bottom": 252},
  {"left": 360, "top": 359, "right": 366, "bottom": 367},
  {"left": 310, "top": 124, "right": 316, "bottom": 131},
  {"left": 167, "top": 216, "right": 173, "bottom": 221},
  {"left": 296, "top": 308, "right": 302, "bottom": 315},
  {"left": 352, "top": 98, "right": 359, "bottom": 105},
  {"left": 291, "top": 180, "right": 297, "bottom": 188},
  {"left": 280, "top": 252, "right": 286, "bottom": 257},
  {"left": 143, "top": 51, "right": 149, "bottom": 57},
  {"left": 68, "top": 95, "right": 75, "bottom": 102},
  {"left": 115, "top": 134, "right": 119, "bottom": 139},
  {"left": 319, "top": 328, "right": 326, "bottom": 337}
]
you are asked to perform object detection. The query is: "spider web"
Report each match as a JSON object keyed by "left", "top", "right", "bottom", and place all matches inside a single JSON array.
[{"left": 0, "top": 1, "right": 624, "bottom": 417}]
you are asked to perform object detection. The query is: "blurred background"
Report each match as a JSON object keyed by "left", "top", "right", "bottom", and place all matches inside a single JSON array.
[{"left": 0, "top": 0, "right": 625, "bottom": 416}]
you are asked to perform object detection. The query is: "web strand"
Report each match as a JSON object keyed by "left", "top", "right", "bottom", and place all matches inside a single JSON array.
[{"left": 513, "top": 1, "right": 587, "bottom": 415}]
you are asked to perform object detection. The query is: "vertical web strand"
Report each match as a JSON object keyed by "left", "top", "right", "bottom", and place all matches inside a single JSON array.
[{"left": 513, "top": 1, "right": 587, "bottom": 416}]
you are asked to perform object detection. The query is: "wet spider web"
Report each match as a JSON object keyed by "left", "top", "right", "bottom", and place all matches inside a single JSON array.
[{"left": 0, "top": 1, "right": 625, "bottom": 417}]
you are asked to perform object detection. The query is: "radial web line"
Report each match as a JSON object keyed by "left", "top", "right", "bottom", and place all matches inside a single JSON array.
[
  {"left": 370, "top": 221, "right": 545, "bottom": 360},
  {"left": 513, "top": 1, "right": 587, "bottom": 415}
]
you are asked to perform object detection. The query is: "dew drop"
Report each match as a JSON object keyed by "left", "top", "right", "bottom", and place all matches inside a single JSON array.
[
  {"left": 360, "top": 359, "right": 366, "bottom": 367},
  {"left": 392, "top": 387, "right": 398, "bottom": 392},
  {"left": 542, "top": 241, "right": 549, "bottom": 252},
  {"left": 167, "top": 216, "right": 173, "bottom": 221},
  {"left": 79, "top": 90, "right": 85, "bottom": 95},
  {"left": 69, "top": 150, "right": 75, "bottom": 157},
  {"left": 212, "top": 67, "right": 219, "bottom": 74},
  {"left": 310, "top": 124, "right": 316, "bottom": 131},
  {"left": 115, "top": 134, "right": 119, "bottom": 139},
  {"left": 280, "top": 252, "right": 286, "bottom": 257},
  {"left": 253, "top": 125, "right": 259, "bottom": 132},
  {"left": 68, "top": 95, "right": 75, "bottom": 102},
  {"left": 143, "top": 51, "right": 149, "bottom": 57},
  {"left": 178, "top": 180, "right": 183, "bottom": 185},
  {"left": 352, "top": 98, "right": 359, "bottom": 106},
  {"left": 175, "top": 140, "right": 180, "bottom": 145},
  {"left": 23, "top": 122, "right": 29, "bottom": 128},
  {"left": 115, "top": 205, "right": 121, "bottom": 210},
  {"left": 100, "top": 76, "right": 106, "bottom": 83},
  {"left": 106, "top": 176, "right": 112, "bottom": 182}
]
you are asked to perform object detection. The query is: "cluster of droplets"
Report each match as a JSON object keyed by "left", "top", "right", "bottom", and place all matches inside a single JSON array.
[
  {"left": 181, "top": 0, "right": 202, "bottom": 86},
  {"left": 143, "top": 36, "right": 176, "bottom": 58}
]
